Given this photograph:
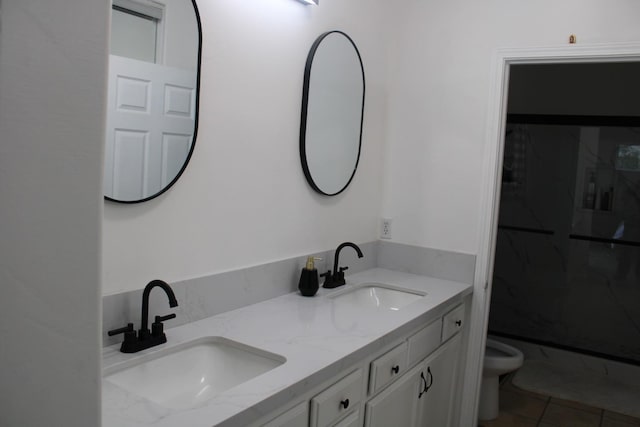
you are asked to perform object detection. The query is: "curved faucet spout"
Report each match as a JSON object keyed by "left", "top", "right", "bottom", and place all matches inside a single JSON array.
[
  {"left": 333, "top": 242, "right": 364, "bottom": 276},
  {"left": 141, "top": 280, "right": 178, "bottom": 334}
]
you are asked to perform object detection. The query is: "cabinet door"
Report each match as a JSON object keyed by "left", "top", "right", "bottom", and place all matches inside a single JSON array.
[
  {"left": 416, "top": 335, "right": 461, "bottom": 427},
  {"left": 364, "top": 364, "right": 423, "bottom": 427}
]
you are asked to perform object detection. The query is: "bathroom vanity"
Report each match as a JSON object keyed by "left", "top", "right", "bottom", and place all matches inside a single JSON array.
[{"left": 102, "top": 268, "right": 472, "bottom": 427}]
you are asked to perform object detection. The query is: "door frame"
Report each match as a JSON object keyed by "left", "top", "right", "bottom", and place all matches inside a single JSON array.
[{"left": 460, "top": 42, "right": 640, "bottom": 426}]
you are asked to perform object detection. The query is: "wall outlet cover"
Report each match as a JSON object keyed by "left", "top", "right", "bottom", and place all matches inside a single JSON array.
[{"left": 381, "top": 218, "right": 392, "bottom": 239}]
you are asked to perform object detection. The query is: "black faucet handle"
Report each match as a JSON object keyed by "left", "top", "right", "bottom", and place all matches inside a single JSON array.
[
  {"left": 107, "top": 323, "right": 134, "bottom": 337},
  {"left": 152, "top": 313, "right": 176, "bottom": 338},
  {"left": 339, "top": 266, "right": 349, "bottom": 273},
  {"left": 108, "top": 323, "right": 138, "bottom": 352},
  {"left": 321, "top": 270, "right": 337, "bottom": 288},
  {"left": 154, "top": 313, "right": 176, "bottom": 323}
]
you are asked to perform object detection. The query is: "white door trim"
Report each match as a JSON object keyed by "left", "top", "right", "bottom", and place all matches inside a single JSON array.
[{"left": 459, "top": 42, "right": 640, "bottom": 427}]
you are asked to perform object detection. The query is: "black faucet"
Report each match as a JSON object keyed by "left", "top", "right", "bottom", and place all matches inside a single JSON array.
[
  {"left": 108, "top": 279, "right": 178, "bottom": 353},
  {"left": 322, "top": 242, "right": 364, "bottom": 288}
]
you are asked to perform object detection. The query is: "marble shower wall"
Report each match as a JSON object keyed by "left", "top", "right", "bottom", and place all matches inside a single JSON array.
[{"left": 489, "top": 122, "right": 640, "bottom": 364}]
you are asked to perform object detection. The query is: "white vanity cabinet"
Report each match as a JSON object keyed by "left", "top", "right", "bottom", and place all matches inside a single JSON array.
[
  {"left": 364, "top": 325, "right": 462, "bottom": 427},
  {"left": 258, "top": 302, "right": 466, "bottom": 427}
]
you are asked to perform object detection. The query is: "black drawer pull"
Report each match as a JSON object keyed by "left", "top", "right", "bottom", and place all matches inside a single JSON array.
[
  {"left": 340, "top": 398, "right": 350, "bottom": 409},
  {"left": 455, "top": 320, "right": 462, "bottom": 327},
  {"left": 391, "top": 365, "right": 400, "bottom": 374}
]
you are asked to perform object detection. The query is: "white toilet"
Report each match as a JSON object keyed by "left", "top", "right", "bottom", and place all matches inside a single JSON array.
[{"left": 478, "top": 338, "right": 524, "bottom": 421}]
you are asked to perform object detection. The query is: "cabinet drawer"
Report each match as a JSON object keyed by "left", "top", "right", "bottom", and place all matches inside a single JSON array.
[
  {"left": 407, "top": 319, "right": 442, "bottom": 367},
  {"left": 310, "top": 369, "right": 363, "bottom": 427},
  {"left": 368, "top": 342, "right": 408, "bottom": 394},
  {"left": 334, "top": 408, "right": 361, "bottom": 427},
  {"left": 442, "top": 304, "right": 465, "bottom": 342},
  {"left": 263, "top": 401, "right": 309, "bottom": 427}
]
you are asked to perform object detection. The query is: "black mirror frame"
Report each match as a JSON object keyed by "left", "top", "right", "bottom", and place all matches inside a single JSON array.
[
  {"left": 105, "top": 0, "right": 203, "bottom": 204},
  {"left": 299, "top": 30, "right": 366, "bottom": 197}
]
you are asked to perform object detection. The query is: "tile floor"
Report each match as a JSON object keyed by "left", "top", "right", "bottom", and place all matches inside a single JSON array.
[{"left": 478, "top": 374, "right": 640, "bottom": 427}]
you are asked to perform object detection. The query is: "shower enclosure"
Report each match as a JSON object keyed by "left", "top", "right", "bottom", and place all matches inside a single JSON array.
[{"left": 489, "top": 114, "right": 640, "bottom": 365}]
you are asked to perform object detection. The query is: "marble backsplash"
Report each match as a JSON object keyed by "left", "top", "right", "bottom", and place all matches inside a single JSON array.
[
  {"left": 377, "top": 240, "right": 475, "bottom": 284},
  {"left": 102, "top": 241, "right": 476, "bottom": 347}
]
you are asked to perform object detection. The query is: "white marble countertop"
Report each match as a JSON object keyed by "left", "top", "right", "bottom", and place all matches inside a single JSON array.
[{"left": 102, "top": 268, "right": 472, "bottom": 427}]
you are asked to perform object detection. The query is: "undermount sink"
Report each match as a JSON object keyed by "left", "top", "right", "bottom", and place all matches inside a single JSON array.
[
  {"left": 103, "top": 337, "right": 285, "bottom": 410},
  {"left": 329, "top": 283, "right": 426, "bottom": 311}
]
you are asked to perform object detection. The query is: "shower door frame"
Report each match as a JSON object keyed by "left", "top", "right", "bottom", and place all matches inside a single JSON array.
[{"left": 461, "top": 42, "right": 640, "bottom": 426}]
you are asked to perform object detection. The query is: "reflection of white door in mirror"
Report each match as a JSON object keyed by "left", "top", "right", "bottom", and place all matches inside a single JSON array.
[
  {"left": 105, "top": 0, "right": 200, "bottom": 203},
  {"left": 104, "top": 56, "right": 196, "bottom": 201}
]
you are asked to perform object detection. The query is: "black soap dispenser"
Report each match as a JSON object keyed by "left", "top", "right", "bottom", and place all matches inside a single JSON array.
[{"left": 298, "top": 256, "right": 320, "bottom": 297}]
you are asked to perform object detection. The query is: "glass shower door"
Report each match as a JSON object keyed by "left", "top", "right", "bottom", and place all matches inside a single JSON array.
[{"left": 490, "top": 118, "right": 640, "bottom": 365}]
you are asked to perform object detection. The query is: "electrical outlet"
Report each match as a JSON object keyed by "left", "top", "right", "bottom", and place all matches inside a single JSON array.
[{"left": 381, "top": 218, "right": 392, "bottom": 239}]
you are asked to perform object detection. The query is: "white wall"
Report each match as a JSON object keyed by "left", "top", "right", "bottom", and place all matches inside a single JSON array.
[
  {"left": 103, "top": 0, "right": 391, "bottom": 294},
  {"left": 383, "top": 0, "right": 640, "bottom": 255},
  {"left": 0, "top": 1, "right": 108, "bottom": 426}
]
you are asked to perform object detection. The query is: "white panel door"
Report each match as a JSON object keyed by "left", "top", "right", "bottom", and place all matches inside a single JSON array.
[{"left": 104, "top": 55, "right": 196, "bottom": 200}]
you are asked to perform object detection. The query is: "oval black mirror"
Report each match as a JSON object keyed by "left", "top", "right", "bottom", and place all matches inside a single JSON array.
[
  {"left": 104, "top": 0, "right": 202, "bottom": 203},
  {"left": 300, "top": 31, "right": 365, "bottom": 196}
]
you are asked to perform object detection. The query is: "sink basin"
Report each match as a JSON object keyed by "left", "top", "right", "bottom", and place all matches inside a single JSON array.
[
  {"left": 103, "top": 337, "right": 285, "bottom": 409},
  {"left": 329, "top": 283, "right": 426, "bottom": 311}
]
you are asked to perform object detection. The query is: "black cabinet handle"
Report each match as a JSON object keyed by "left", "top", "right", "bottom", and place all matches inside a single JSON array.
[
  {"left": 340, "top": 398, "right": 350, "bottom": 409},
  {"left": 419, "top": 367, "right": 434, "bottom": 398},
  {"left": 425, "top": 366, "right": 434, "bottom": 391},
  {"left": 455, "top": 320, "right": 462, "bottom": 327},
  {"left": 391, "top": 365, "right": 400, "bottom": 374},
  {"left": 419, "top": 372, "right": 427, "bottom": 398}
]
